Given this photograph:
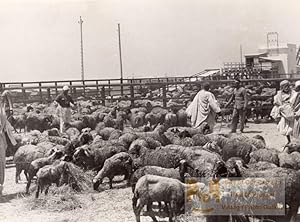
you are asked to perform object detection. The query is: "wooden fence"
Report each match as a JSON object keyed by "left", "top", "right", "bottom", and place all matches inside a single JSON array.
[{"left": 1, "top": 76, "right": 300, "bottom": 108}]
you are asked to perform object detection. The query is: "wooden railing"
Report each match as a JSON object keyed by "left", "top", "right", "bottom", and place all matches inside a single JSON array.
[{"left": 1, "top": 76, "right": 299, "bottom": 108}]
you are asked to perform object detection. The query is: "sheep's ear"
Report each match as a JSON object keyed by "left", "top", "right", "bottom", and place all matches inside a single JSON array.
[{"left": 84, "top": 149, "right": 91, "bottom": 157}]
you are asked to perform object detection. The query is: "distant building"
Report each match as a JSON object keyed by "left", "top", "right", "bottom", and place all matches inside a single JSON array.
[{"left": 245, "top": 43, "right": 300, "bottom": 78}]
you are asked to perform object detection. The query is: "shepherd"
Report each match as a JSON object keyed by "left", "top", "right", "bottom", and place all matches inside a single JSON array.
[
  {"left": 0, "top": 89, "right": 17, "bottom": 196},
  {"left": 55, "top": 85, "right": 76, "bottom": 134},
  {"left": 186, "top": 82, "right": 221, "bottom": 132}
]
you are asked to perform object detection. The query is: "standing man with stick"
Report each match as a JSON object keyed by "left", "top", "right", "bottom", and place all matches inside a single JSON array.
[
  {"left": 225, "top": 78, "right": 248, "bottom": 133},
  {"left": 55, "top": 86, "right": 76, "bottom": 134}
]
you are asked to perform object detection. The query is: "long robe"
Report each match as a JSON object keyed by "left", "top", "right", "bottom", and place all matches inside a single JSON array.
[
  {"left": 186, "top": 89, "right": 221, "bottom": 130},
  {"left": 0, "top": 101, "right": 16, "bottom": 187},
  {"left": 273, "top": 90, "right": 295, "bottom": 136}
]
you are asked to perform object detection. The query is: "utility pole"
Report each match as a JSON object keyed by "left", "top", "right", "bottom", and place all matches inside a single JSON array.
[
  {"left": 118, "top": 23, "right": 124, "bottom": 96},
  {"left": 79, "top": 16, "right": 85, "bottom": 80}
]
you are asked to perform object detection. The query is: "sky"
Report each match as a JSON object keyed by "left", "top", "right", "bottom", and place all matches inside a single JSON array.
[{"left": 0, "top": 0, "right": 300, "bottom": 82}]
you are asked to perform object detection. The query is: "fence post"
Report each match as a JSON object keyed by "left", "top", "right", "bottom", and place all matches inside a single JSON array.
[
  {"left": 108, "top": 80, "right": 111, "bottom": 96},
  {"left": 120, "top": 78, "right": 123, "bottom": 97},
  {"left": 130, "top": 84, "right": 134, "bottom": 107},
  {"left": 73, "top": 87, "right": 77, "bottom": 98},
  {"left": 21, "top": 83, "right": 26, "bottom": 105},
  {"left": 69, "top": 81, "right": 73, "bottom": 95},
  {"left": 82, "top": 80, "right": 86, "bottom": 97},
  {"left": 162, "top": 84, "right": 167, "bottom": 108},
  {"left": 47, "top": 88, "right": 51, "bottom": 103},
  {"left": 39, "top": 82, "right": 43, "bottom": 103},
  {"left": 101, "top": 86, "right": 105, "bottom": 106},
  {"left": 55, "top": 82, "right": 58, "bottom": 95},
  {"left": 96, "top": 81, "right": 99, "bottom": 98}
]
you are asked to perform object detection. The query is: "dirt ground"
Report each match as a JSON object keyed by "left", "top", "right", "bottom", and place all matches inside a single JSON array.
[{"left": 0, "top": 122, "right": 298, "bottom": 222}]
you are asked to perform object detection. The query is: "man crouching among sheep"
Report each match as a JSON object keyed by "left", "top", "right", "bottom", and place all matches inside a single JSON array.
[
  {"left": 0, "top": 90, "right": 17, "bottom": 196},
  {"left": 186, "top": 82, "right": 221, "bottom": 132},
  {"left": 55, "top": 85, "right": 76, "bottom": 134}
]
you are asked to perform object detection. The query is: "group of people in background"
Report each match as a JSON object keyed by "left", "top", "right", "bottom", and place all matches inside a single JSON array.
[
  {"left": 272, "top": 80, "right": 300, "bottom": 146},
  {"left": 187, "top": 78, "right": 300, "bottom": 149}
]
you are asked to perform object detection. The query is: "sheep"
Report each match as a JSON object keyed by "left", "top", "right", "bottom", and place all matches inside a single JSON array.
[
  {"left": 145, "top": 112, "right": 164, "bottom": 129},
  {"left": 227, "top": 159, "right": 300, "bottom": 222},
  {"left": 35, "top": 160, "right": 69, "bottom": 198},
  {"left": 103, "top": 115, "right": 115, "bottom": 128},
  {"left": 8, "top": 114, "right": 26, "bottom": 133},
  {"left": 25, "top": 113, "right": 53, "bottom": 132},
  {"left": 98, "top": 127, "right": 115, "bottom": 140},
  {"left": 72, "top": 144, "right": 127, "bottom": 171},
  {"left": 249, "top": 148, "right": 279, "bottom": 166},
  {"left": 222, "top": 138, "right": 255, "bottom": 164},
  {"left": 130, "top": 111, "right": 146, "bottom": 128},
  {"left": 14, "top": 143, "right": 55, "bottom": 183},
  {"left": 134, "top": 124, "right": 170, "bottom": 146},
  {"left": 164, "top": 131, "right": 195, "bottom": 147},
  {"left": 114, "top": 132, "right": 136, "bottom": 147},
  {"left": 130, "top": 164, "right": 188, "bottom": 193},
  {"left": 108, "top": 129, "right": 123, "bottom": 140},
  {"left": 176, "top": 108, "right": 188, "bottom": 127},
  {"left": 165, "top": 111, "right": 177, "bottom": 127},
  {"left": 132, "top": 175, "right": 205, "bottom": 222},
  {"left": 93, "top": 152, "right": 133, "bottom": 190},
  {"left": 65, "top": 127, "right": 80, "bottom": 141},
  {"left": 130, "top": 146, "right": 182, "bottom": 169},
  {"left": 167, "top": 122, "right": 211, "bottom": 137},
  {"left": 26, "top": 147, "right": 64, "bottom": 194},
  {"left": 68, "top": 120, "right": 87, "bottom": 132}
]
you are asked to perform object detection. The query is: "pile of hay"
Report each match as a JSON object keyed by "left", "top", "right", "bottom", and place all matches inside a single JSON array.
[
  {"left": 62, "top": 162, "right": 95, "bottom": 192},
  {"left": 28, "top": 185, "right": 83, "bottom": 212},
  {"left": 27, "top": 163, "right": 95, "bottom": 211}
]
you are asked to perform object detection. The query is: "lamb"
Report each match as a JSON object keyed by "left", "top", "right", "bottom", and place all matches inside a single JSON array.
[
  {"left": 93, "top": 152, "right": 133, "bottom": 190},
  {"left": 132, "top": 175, "right": 205, "bottom": 222},
  {"left": 14, "top": 143, "right": 55, "bottom": 183},
  {"left": 26, "top": 147, "right": 64, "bottom": 194},
  {"left": 35, "top": 160, "right": 69, "bottom": 198}
]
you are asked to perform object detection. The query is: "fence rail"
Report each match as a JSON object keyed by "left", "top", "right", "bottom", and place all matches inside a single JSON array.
[{"left": 1, "top": 76, "right": 300, "bottom": 107}]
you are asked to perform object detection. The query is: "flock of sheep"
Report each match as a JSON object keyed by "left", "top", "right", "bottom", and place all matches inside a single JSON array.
[{"left": 6, "top": 82, "right": 300, "bottom": 222}]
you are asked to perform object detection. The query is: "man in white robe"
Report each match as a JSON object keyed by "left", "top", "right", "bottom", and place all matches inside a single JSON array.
[{"left": 186, "top": 82, "right": 221, "bottom": 131}]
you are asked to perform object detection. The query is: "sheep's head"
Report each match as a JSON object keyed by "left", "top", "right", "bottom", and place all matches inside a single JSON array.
[
  {"left": 178, "top": 130, "right": 192, "bottom": 139},
  {"left": 203, "top": 141, "right": 222, "bottom": 155},
  {"left": 252, "top": 134, "right": 266, "bottom": 146},
  {"left": 199, "top": 122, "right": 211, "bottom": 135},
  {"left": 225, "top": 157, "right": 247, "bottom": 177},
  {"left": 212, "top": 160, "right": 228, "bottom": 178},
  {"left": 72, "top": 146, "right": 92, "bottom": 168}
]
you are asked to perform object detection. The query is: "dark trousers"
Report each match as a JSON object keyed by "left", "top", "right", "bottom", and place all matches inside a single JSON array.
[{"left": 231, "top": 108, "right": 246, "bottom": 132}]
